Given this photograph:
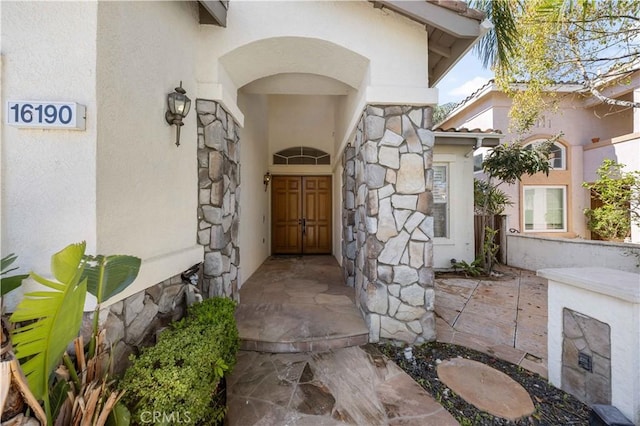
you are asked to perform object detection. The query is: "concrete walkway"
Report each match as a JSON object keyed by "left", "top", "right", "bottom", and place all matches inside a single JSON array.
[
  {"left": 229, "top": 257, "right": 549, "bottom": 425},
  {"left": 435, "top": 265, "right": 548, "bottom": 378}
]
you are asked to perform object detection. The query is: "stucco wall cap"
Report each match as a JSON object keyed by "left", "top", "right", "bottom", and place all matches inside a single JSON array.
[{"left": 538, "top": 267, "right": 640, "bottom": 304}]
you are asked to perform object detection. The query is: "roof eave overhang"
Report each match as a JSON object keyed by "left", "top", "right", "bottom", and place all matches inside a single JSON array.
[
  {"left": 430, "top": 19, "right": 492, "bottom": 86},
  {"left": 434, "top": 131, "right": 504, "bottom": 147},
  {"left": 199, "top": 1, "right": 228, "bottom": 27},
  {"left": 372, "top": 1, "right": 491, "bottom": 87}
]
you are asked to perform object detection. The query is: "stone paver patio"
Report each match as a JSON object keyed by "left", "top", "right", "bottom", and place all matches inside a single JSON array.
[
  {"left": 228, "top": 257, "right": 549, "bottom": 424},
  {"left": 434, "top": 266, "right": 548, "bottom": 378}
]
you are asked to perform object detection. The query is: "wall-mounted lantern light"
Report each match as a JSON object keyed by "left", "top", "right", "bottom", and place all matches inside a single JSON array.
[
  {"left": 263, "top": 172, "right": 271, "bottom": 191},
  {"left": 165, "top": 81, "right": 191, "bottom": 147}
]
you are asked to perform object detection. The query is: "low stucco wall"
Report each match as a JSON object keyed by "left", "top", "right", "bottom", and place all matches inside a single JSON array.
[{"left": 506, "top": 234, "right": 640, "bottom": 273}]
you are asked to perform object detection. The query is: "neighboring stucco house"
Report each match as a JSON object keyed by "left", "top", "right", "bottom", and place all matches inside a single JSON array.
[
  {"left": 1, "top": 1, "right": 495, "bottom": 344},
  {"left": 439, "top": 75, "right": 640, "bottom": 244}
]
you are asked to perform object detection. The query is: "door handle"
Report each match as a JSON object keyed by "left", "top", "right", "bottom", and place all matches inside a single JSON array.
[{"left": 300, "top": 218, "right": 306, "bottom": 235}]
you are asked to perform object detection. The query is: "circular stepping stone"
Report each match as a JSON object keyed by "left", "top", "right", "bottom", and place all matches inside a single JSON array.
[{"left": 437, "top": 358, "right": 535, "bottom": 421}]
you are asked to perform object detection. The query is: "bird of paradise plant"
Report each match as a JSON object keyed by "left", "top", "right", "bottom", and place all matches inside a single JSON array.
[{"left": 8, "top": 242, "right": 141, "bottom": 425}]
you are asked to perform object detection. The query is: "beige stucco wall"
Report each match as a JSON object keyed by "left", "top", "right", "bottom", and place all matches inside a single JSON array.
[
  {"left": 198, "top": 0, "right": 437, "bottom": 157},
  {"left": 433, "top": 145, "right": 475, "bottom": 269},
  {"left": 1, "top": 1, "right": 206, "bottom": 307},
  {"left": 198, "top": 1, "right": 429, "bottom": 96},
  {"left": 237, "top": 92, "right": 271, "bottom": 286},
  {"left": 94, "top": 1, "right": 203, "bottom": 303},
  {"left": 268, "top": 95, "right": 337, "bottom": 158},
  {"left": 1, "top": 2, "right": 99, "bottom": 283}
]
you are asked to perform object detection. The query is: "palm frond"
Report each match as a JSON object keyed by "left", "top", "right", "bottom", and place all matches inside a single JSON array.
[{"left": 473, "top": 0, "right": 521, "bottom": 70}]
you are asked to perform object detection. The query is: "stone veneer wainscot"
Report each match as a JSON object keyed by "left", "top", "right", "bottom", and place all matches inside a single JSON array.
[
  {"left": 343, "top": 105, "right": 436, "bottom": 344},
  {"left": 196, "top": 100, "right": 241, "bottom": 300}
]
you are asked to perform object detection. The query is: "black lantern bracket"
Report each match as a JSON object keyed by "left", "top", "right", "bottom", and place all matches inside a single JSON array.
[{"left": 165, "top": 81, "right": 191, "bottom": 147}]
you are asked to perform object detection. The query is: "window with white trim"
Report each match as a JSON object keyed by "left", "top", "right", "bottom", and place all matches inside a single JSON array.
[
  {"left": 473, "top": 153, "right": 483, "bottom": 172},
  {"left": 433, "top": 164, "right": 449, "bottom": 238},
  {"left": 525, "top": 140, "right": 566, "bottom": 170},
  {"left": 523, "top": 186, "right": 567, "bottom": 232}
]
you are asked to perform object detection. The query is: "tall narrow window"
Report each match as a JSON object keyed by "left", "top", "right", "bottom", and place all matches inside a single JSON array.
[
  {"left": 523, "top": 186, "right": 566, "bottom": 231},
  {"left": 433, "top": 164, "right": 449, "bottom": 238}
]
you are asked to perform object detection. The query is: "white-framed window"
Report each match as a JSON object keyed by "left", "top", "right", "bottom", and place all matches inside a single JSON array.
[
  {"left": 525, "top": 140, "right": 566, "bottom": 170},
  {"left": 473, "top": 153, "right": 483, "bottom": 172},
  {"left": 473, "top": 147, "right": 491, "bottom": 173},
  {"left": 433, "top": 164, "right": 449, "bottom": 238},
  {"left": 523, "top": 185, "right": 567, "bottom": 232}
]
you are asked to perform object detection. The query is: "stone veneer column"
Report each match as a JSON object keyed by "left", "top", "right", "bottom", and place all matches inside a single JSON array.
[
  {"left": 342, "top": 145, "right": 357, "bottom": 288},
  {"left": 196, "top": 100, "right": 240, "bottom": 300},
  {"left": 349, "top": 105, "right": 435, "bottom": 344}
]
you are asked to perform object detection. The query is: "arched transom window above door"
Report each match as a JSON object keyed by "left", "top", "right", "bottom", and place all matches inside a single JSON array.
[
  {"left": 273, "top": 147, "right": 331, "bottom": 165},
  {"left": 524, "top": 140, "right": 566, "bottom": 170}
]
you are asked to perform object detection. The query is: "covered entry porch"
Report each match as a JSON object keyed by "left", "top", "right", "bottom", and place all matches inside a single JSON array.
[{"left": 235, "top": 255, "right": 369, "bottom": 352}]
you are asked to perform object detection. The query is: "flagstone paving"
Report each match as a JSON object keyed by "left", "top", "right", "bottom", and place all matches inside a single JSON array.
[
  {"left": 437, "top": 358, "right": 535, "bottom": 421},
  {"left": 227, "top": 345, "right": 459, "bottom": 426},
  {"left": 230, "top": 258, "right": 549, "bottom": 424}
]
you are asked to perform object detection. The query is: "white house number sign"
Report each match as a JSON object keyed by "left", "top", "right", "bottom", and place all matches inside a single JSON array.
[{"left": 6, "top": 101, "right": 86, "bottom": 130}]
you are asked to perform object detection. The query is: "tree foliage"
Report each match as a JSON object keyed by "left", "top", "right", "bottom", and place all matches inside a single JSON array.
[
  {"left": 583, "top": 159, "right": 640, "bottom": 240},
  {"left": 433, "top": 102, "right": 458, "bottom": 125},
  {"left": 474, "top": 139, "right": 553, "bottom": 272},
  {"left": 473, "top": 0, "right": 640, "bottom": 133},
  {"left": 482, "top": 140, "right": 552, "bottom": 183},
  {"left": 474, "top": 178, "right": 513, "bottom": 215}
]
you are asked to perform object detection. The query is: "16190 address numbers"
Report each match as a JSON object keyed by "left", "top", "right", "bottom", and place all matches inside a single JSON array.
[{"left": 6, "top": 101, "right": 86, "bottom": 130}]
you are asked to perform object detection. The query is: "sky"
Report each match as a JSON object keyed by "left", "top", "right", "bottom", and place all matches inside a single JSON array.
[{"left": 436, "top": 50, "right": 495, "bottom": 106}]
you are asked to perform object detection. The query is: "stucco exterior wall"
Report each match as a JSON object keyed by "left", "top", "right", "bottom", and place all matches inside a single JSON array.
[
  {"left": 433, "top": 145, "right": 475, "bottom": 268},
  {"left": 268, "top": 95, "right": 337, "bottom": 157},
  {"left": 238, "top": 93, "right": 271, "bottom": 286},
  {"left": 507, "top": 234, "right": 640, "bottom": 273},
  {"left": 197, "top": 0, "right": 437, "bottom": 154},
  {"left": 94, "top": 1, "right": 203, "bottom": 304},
  {"left": 198, "top": 1, "right": 428, "bottom": 95},
  {"left": 590, "top": 93, "right": 634, "bottom": 141},
  {"left": 1, "top": 2, "right": 99, "bottom": 280}
]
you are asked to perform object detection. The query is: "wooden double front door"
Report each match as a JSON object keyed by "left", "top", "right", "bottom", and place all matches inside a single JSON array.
[{"left": 271, "top": 176, "right": 332, "bottom": 254}]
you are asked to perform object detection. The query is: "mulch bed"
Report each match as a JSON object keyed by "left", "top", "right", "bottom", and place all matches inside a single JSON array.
[{"left": 379, "top": 342, "right": 591, "bottom": 425}]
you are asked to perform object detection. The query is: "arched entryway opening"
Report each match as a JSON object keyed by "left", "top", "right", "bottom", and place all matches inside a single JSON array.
[
  {"left": 196, "top": 34, "right": 438, "bottom": 346},
  {"left": 197, "top": 36, "right": 369, "bottom": 295}
]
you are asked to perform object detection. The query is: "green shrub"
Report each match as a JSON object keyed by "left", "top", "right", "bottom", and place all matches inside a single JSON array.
[
  {"left": 174, "top": 296, "right": 239, "bottom": 371},
  {"left": 119, "top": 297, "right": 239, "bottom": 425}
]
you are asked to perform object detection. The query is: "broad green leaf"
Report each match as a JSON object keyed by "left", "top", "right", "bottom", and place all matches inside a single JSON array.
[
  {"left": 10, "top": 244, "right": 88, "bottom": 402},
  {"left": 51, "top": 242, "right": 86, "bottom": 284},
  {"left": 1, "top": 253, "right": 28, "bottom": 296},
  {"left": 1, "top": 274, "right": 28, "bottom": 296},
  {"left": 107, "top": 401, "right": 131, "bottom": 426},
  {"left": 1, "top": 253, "right": 19, "bottom": 274},
  {"left": 84, "top": 255, "right": 141, "bottom": 304}
]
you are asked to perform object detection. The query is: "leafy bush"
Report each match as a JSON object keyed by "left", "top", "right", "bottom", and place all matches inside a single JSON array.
[
  {"left": 174, "top": 296, "right": 239, "bottom": 371},
  {"left": 119, "top": 297, "right": 239, "bottom": 425},
  {"left": 583, "top": 159, "right": 640, "bottom": 241},
  {"left": 451, "top": 259, "right": 484, "bottom": 277},
  {"left": 473, "top": 179, "right": 513, "bottom": 216}
]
